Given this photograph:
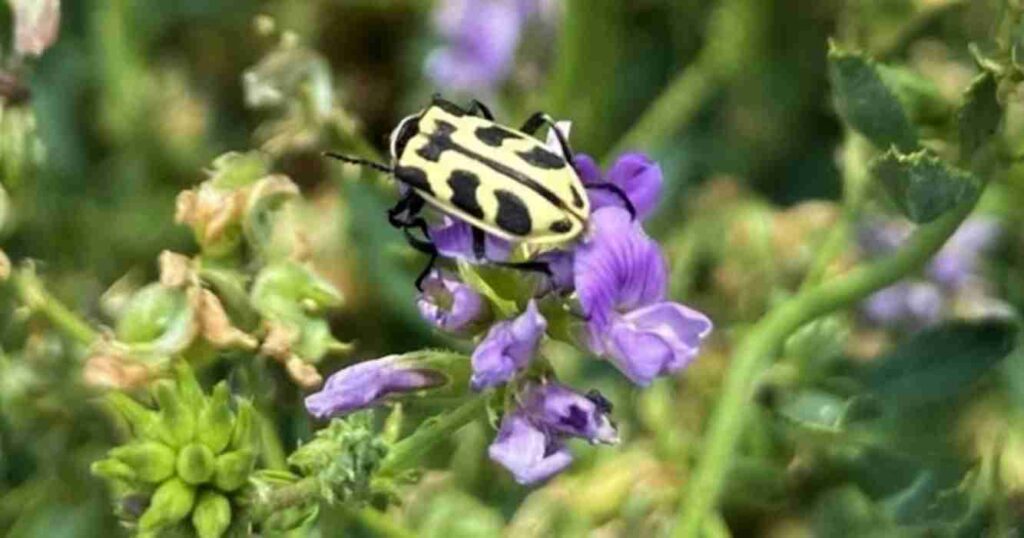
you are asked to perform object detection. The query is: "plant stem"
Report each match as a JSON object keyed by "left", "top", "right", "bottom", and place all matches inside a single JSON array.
[
  {"left": 11, "top": 267, "right": 98, "bottom": 346},
  {"left": 379, "top": 396, "right": 487, "bottom": 475},
  {"left": 673, "top": 196, "right": 980, "bottom": 537}
]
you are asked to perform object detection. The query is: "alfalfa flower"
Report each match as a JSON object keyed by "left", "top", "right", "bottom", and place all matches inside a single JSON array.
[
  {"left": 305, "top": 355, "right": 447, "bottom": 419},
  {"left": 426, "top": 0, "right": 528, "bottom": 92},
  {"left": 574, "top": 153, "right": 665, "bottom": 219},
  {"left": 488, "top": 383, "right": 618, "bottom": 484},
  {"left": 575, "top": 207, "right": 712, "bottom": 386},
  {"left": 417, "top": 270, "right": 491, "bottom": 335},
  {"left": 470, "top": 300, "right": 546, "bottom": 391}
]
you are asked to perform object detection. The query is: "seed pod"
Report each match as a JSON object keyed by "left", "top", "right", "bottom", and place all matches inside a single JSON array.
[
  {"left": 110, "top": 441, "right": 177, "bottom": 484},
  {"left": 90, "top": 458, "right": 137, "bottom": 482},
  {"left": 213, "top": 449, "right": 256, "bottom": 492},
  {"left": 138, "top": 477, "right": 196, "bottom": 531},
  {"left": 176, "top": 443, "right": 216, "bottom": 485},
  {"left": 154, "top": 380, "right": 196, "bottom": 448},
  {"left": 198, "top": 382, "right": 234, "bottom": 454},
  {"left": 192, "top": 490, "right": 232, "bottom": 538}
]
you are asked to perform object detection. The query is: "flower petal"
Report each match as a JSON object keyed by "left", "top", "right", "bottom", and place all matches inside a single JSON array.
[
  {"left": 601, "top": 302, "right": 712, "bottom": 386},
  {"left": 305, "top": 356, "right": 446, "bottom": 419},
  {"left": 416, "top": 270, "right": 489, "bottom": 334},
  {"left": 430, "top": 218, "right": 511, "bottom": 263},
  {"left": 488, "top": 413, "right": 573, "bottom": 485},
  {"left": 470, "top": 300, "right": 547, "bottom": 390},
  {"left": 599, "top": 153, "right": 664, "bottom": 219},
  {"left": 574, "top": 207, "right": 667, "bottom": 334},
  {"left": 523, "top": 383, "right": 619, "bottom": 444}
]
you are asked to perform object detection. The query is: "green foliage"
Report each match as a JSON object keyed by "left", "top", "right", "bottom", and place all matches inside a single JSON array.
[
  {"left": 870, "top": 149, "right": 980, "bottom": 224},
  {"left": 828, "top": 46, "right": 918, "bottom": 153}
]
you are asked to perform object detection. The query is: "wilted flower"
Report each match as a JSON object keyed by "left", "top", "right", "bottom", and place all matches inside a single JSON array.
[
  {"left": 575, "top": 153, "right": 664, "bottom": 219},
  {"left": 575, "top": 208, "right": 712, "bottom": 385},
  {"left": 417, "top": 270, "right": 491, "bottom": 334},
  {"left": 488, "top": 383, "right": 617, "bottom": 484},
  {"left": 305, "top": 355, "right": 447, "bottom": 419},
  {"left": 9, "top": 0, "right": 60, "bottom": 57},
  {"left": 471, "top": 300, "right": 547, "bottom": 390}
]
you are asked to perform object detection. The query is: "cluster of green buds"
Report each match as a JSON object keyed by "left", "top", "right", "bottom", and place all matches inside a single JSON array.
[
  {"left": 250, "top": 412, "right": 387, "bottom": 533},
  {"left": 84, "top": 151, "right": 349, "bottom": 389},
  {"left": 91, "top": 363, "right": 259, "bottom": 537}
]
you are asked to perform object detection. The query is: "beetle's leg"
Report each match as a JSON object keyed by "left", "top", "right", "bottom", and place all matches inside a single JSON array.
[
  {"left": 493, "top": 260, "right": 552, "bottom": 276},
  {"left": 387, "top": 191, "right": 426, "bottom": 227},
  {"left": 397, "top": 217, "right": 441, "bottom": 291},
  {"left": 520, "top": 112, "right": 575, "bottom": 164},
  {"left": 586, "top": 183, "right": 637, "bottom": 220},
  {"left": 414, "top": 252, "right": 439, "bottom": 291},
  {"left": 468, "top": 100, "right": 495, "bottom": 121},
  {"left": 471, "top": 227, "right": 487, "bottom": 261}
]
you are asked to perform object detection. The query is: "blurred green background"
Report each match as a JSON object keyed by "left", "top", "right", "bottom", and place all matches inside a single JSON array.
[{"left": 3, "top": 0, "right": 1024, "bottom": 536}]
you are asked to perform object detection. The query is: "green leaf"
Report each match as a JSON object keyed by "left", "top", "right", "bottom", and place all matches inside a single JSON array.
[
  {"left": 958, "top": 72, "right": 1001, "bottom": 162},
  {"left": 862, "top": 320, "right": 1018, "bottom": 408},
  {"left": 828, "top": 46, "right": 917, "bottom": 152},
  {"left": 869, "top": 149, "right": 979, "bottom": 223}
]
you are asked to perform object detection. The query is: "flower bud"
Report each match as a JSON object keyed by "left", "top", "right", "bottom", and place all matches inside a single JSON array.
[
  {"left": 154, "top": 380, "right": 196, "bottom": 448},
  {"left": 177, "top": 443, "right": 216, "bottom": 485},
  {"left": 230, "top": 400, "right": 256, "bottom": 450},
  {"left": 213, "top": 449, "right": 257, "bottom": 492},
  {"left": 139, "top": 477, "right": 197, "bottom": 531},
  {"left": 106, "top": 392, "right": 159, "bottom": 439},
  {"left": 197, "top": 382, "right": 234, "bottom": 454},
  {"left": 192, "top": 490, "right": 232, "bottom": 538},
  {"left": 110, "top": 441, "right": 176, "bottom": 484},
  {"left": 90, "top": 458, "right": 137, "bottom": 482}
]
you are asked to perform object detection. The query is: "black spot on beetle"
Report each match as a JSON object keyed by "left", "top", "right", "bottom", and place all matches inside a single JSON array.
[
  {"left": 475, "top": 125, "right": 522, "bottom": 147},
  {"left": 394, "top": 166, "right": 432, "bottom": 194},
  {"left": 494, "top": 190, "right": 532, "bottom": 235},
  {"left": 417, "top": 120, "right": 458, "bottom": 162},
  {"left": 549, "top": 219, "right": 573, "bottom": 233},
  {"left": 570, "top": 186, "right": 584, "bottom": 209},
  {"left": 517, "top": 147, "right": 566, "bottom": 169},
  {"left": 447, "top": 170, "right": 485, "bottom": 219}
]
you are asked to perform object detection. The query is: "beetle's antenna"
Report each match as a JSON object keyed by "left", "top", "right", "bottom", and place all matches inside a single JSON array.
[{"left": 323, "top": 152, "right": 392, "bottom": 173}]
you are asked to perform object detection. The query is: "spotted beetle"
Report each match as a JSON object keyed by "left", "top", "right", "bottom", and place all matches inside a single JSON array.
[{"left": 327, "top": 96, "right": 633, "bottom": 288}]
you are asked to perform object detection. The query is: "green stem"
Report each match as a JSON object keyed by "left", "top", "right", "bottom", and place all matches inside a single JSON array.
[
  {"left": 260, "top": 476, "right": 321, "bottom": 513},
  {"left": 342, "top": 506, "right": 417, "bottom": 538},
  {"left": 379, "top": 396, "right": 487, "bottom": 475},
  {"left": 673, "top": 196, "right": 980, "bottom": 537},
  {"left": 11, "top": 268, "right": 98, "bottom": 346}
]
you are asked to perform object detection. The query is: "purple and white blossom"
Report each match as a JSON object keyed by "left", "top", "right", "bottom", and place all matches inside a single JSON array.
[
  {"left": 488, "top": 383, "right": 617, "bottom": 484},
  {"left": 417, "top": 270, "right": 490, "bottom": 335},
  {"left": 575, "top": 207, "right": 713, "bottom": 385},
  {"left": 471, "top": 300, "right": 547, "bottom": 390},
  {"left": 305, "top": 355, "right": 446, "bottom": 419}
]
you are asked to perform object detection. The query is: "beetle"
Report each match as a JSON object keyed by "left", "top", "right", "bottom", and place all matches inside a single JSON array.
[{"left": 327, "top": 96, "right": 633, "bottom": 288}]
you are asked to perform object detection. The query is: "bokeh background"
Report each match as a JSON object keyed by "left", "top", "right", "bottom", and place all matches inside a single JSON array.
[{"left": 3, "top": 0, "right": 1024, "bottom": 536}]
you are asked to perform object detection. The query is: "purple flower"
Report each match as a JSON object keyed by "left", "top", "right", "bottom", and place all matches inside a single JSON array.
[
  {"left": 488, "top": 383, "right": 617, "bottom": 484},
  {"left": 575, "top": 153, "right": 664, "bottom": 220},
  {"left": 575, "top": 207, "right": 712, "bottom": 385},
  {"left": 305, "top": 356, "right": 446, "bottom": 419},
  {"left": 427, "top": 0, "right": 529, "bottom": 92},
  {"left": 417, "top": 270, "right": 490, "bottom": 335},
  {"left": 430, "top": 218, "right": 511, "bottom": 263},
  {"left": 471, "top": 300, "right": 547, "bottom": 390},
  {"left": 928, "top": 217, "right": 1001, "bottom": 289},
  {"left": 863, "top": 282, "right": 944, "bottom": 328},
  {"left": 534, "top": 249, "right": 575, "bottom": 295}
]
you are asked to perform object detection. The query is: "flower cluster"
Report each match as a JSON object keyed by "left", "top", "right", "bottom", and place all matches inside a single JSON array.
[
  {"left": 307, "top": 140, "right": 711, "bottom": 484},
  {"left": 91, "top": 363, "right": 258, "bottom": 537},
  {"left": 858, "top": 216, "right": 1004, "bottom": 328}
]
